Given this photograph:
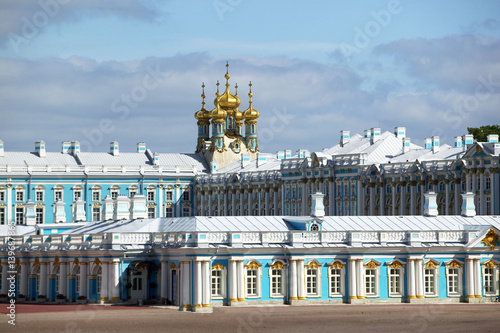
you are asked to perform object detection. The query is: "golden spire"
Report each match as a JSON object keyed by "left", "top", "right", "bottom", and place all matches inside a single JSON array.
[
  {"left": 243, "top": 81, "right": 259, "bottom": 120},
  {"left": 195, "top": 82, "right": 210, "bottom": 120},
  {"left": 201, "top": 82, "right": 206, "bottom": 109}
]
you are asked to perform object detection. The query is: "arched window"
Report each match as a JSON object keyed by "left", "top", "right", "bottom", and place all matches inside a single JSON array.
[
  {"left": 74, "top": 265, "right": 81, "bottom": 294},
  {"left": 53, "top": 265, "right": 60, "bottom": 295},
  {"left": 96, "top": 266, "right": 102, "bottom": 294},
  {"left": 33, "top": 265, "right": 41, "bottom": 294}
]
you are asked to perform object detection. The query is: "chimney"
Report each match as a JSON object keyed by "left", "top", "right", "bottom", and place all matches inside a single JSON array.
[
  {"left": 463, "top": 134, "right": 474, "bottom": 146},
  {"left": 364, "top": 129, "right": 371, "bottom": 138},
  {"left": 0, "top": 140, "right": 4, "bottom": 157},
  {"left": 137, "top": 142, "right": 146, "bottom": 153},
  {"left": 394, "top": 126, "right": 406, "bottom": 138},
  {"left": 454, "top": 136, "right": 462, "bottom": 148},
  {"left": 285, "top": 150, "right": 292, "bottom": 158},
  {"left": 276, "top": 150, "right": 285, "bottom": 160},
  {"left": 403, "top": 137, "right": 411, "bottom": 153},
  {"left": 340, "top": 130, "right": 350, "bottom": 147},
  {"left": 424, "top": 138, "right": 432, "bottom": 149},
  {"left": 371, "top": 128, "right": 381, "bottom": 144},
  {"left": 296, "top": 149, "right": 309, "bottom": 158},
  {"left": 110, "top": 141, "right": 119, "bottom": 156},
  {"left": 241, "top": 153, "right": 250, "bottom": 167},
  {"left": 153, "top": 152, "right": 159, "bottom": 165},
  {"left": 61, "top": 141, "right": 71, "bottom": 154},
  {"left": 487, "top": 134, "right": 499, "bottom": 143},
  {"left": 461, "top": 192, "right": 476, "bottom": 217},
  {"left": 310, "top": 192, "right": 325, "bottom": 218},
  {"left": 423, "top": 192, "right": 438, "bottom": 217},
  {"left": 432, "top": 136, "right": 440, "bottom": 153},
  {"left": 71, "top": 141, "right": 80, "bottom": 154},
  {"left": 494, "top": 143, "right": 500, "bottom": 156},
  {"left": 35, "top": 140, "right": 46, "bottom": 157}
]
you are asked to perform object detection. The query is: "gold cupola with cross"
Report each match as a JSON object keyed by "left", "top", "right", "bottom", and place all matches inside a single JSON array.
[{"left": 194, "top": 62, "right": 260, "bottom": 172}]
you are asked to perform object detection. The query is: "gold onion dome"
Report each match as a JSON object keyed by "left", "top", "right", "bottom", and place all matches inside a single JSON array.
[
  {"left": 217, "top": 62, "right": 241, "bottom": 110},
  {"left": 243, "top": 81, "right": 260, "bottom": 120},
  {"left": 233, "top": 83, "right": 244, "bottom": 120},
  {"left": 194, "top": 82, "right": 211, "bottom": 121}
]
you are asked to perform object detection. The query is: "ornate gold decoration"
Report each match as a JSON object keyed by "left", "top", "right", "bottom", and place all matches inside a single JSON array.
[
  {"left": 424, "top": 260, "right": 439, "bottom": 269},
  {"left": 270, "top": 261, "right": 286, "bottom": 270},
  {"left": 364, "top": 260, "right": 379, "bottom": 269},
  {"left": 93, "top": 258, "right": 101, "bottom": 266},
  {"left": 305, "top": 261, "right": 321, "bottom": 269},
  {"left": 53, "top": 256, "right": 59, "bottom": 266},
  {"left": 389, "top": 261, "right": 404, "bottom": 269},
  {"left": 245, "top": 261, "right": 261, "bottom": 270},
  {"left": 170, "top": 262, "right": 177, "bottom": 269},
  {"left": 329, "top": 261, "right": 345, "bottom": 269},
  {"left": 212, "top": 263, "right": 225, "bottom": 270},
  {"left": 485, "top": 261, "right": 498, "bottom": 268},
  {"left": 34, "top": 257, "right": 40, "bottom": 266},
  {"left": 481, "top": 229, "right": 499, "bottom": 250},
  {"left": 447, "top": 260, "right": 462, "bottom": 268}
]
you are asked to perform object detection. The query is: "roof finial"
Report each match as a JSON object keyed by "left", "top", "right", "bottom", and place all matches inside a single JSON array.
[
  {"left": 201, "top": 82, "right": 206, "bottom": 108},
  {"left": 216, "top": 80, "right": 220, "bottom": 94},
  {"left": 224, "top": 61, "right": 230, "bottom": 85},
  {"left": 235, "top": 83, "right": 238, "bottom": 95},
  {"left": 248, "top": 81, "right": 253, "bottom": 104}
]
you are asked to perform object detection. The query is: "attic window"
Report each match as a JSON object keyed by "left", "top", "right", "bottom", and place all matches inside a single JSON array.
[{"left": 310, "top": 223, "right": 319, "bottom": 231}]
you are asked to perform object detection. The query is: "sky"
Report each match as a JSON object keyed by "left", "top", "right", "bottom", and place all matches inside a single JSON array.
[{"left": 1, "top": 0, "right": 499, "bottom": 155}]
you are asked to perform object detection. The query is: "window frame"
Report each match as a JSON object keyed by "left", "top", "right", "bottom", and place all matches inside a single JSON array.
[
  {"left": 15, "top": 189, "right": 24, "bottom": 202},
  {"left": 244, "top": 261, "right": 262, "bottom": 299},
  {"left": 387, "top": 260, "right": 405, "bottom": 298},
  {"left": 165, "top": 190, "right": 173, "bottom": 202},
  {"left": 35, "top": 190, "right": 44, "bottom": 202},
  {"left": 445, "top": 260, "right": 463, "bottom": 297},
  {"left": 165, "top": 206, "right": 173, "bottom": 217},
  {"left": 269, "top": 260, "right": 287, "bottom": 298},
  {"left": 482, "top": 261, "right": 499, "bottom": 297},
  {"left": 211, "top": 263, "right": 226, "bottom": 299},
  {"left": 364, "top": 260, "right": 381, "bottom": 298},
  {"left": 35, "top": 206, "right": 44, "bottom": 224},
  {"left": 423, "top": 260, "right": 440, "bottom": 297},
  {"left": 0, "top": 190, "right": 5, "bottom": 202},
  {"left": 304, "top": 260, "right": 322, "bottom": 298},
  {"left": 54, "top": 190, "right": 63, "bottom": 202},
  {"left": 328, "top": 260, "right": 345, "bottom": 298},
  {"left": 15, "top": 206, "right": 24, "bottom": 224},
  {"left": 92, "top": 190, "right": 101, "bottom": 202}
]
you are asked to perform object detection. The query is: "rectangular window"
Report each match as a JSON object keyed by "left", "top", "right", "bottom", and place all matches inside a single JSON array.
[
  {"left": 365, "top": 269, "right": 377, "bottom": 296},
  {"left": 211, "top": 270, "right": 222, "bottom": 297},
  {"left": 147, "top": 191, "right": 155, "bottom": 201},
  {"left": 35, "top": 191, "right": 44, "bottom": 202},
  {"left": 55, "top": 190, "right": 63, "bottom": 201},
  {"left": 165, "top": 190, "right": 173, "bottom": 201},
  {"left": 388, "top": 268, "right": 403, "bottom": 296},
  {"left": 92, "top": 207, "right": 101, "bottom": 221},
  {"left": 0, "top": 191, "right": 5, "bottom": 201},
  {"left": 97, "top": 275, "right": 102, "bottom": 294},
  {"left": 16, "top": 191, "right": 24, "bottom": 202},
  {"left": 0, "top": 207, "right": 5, "bottom": 224},
  {"left": 75, "top": 275, "right": 80, "bottom": 293},
  {"left": 165, "top": 207, "right": 173, "bottom": 217},
  {"left": 270, "top": 269, "right": 283, "bottom": 296},
  {"left": 424, "top": 268, "right": 437, "bottom": 295},
  {"left": 35, "top": 207, "right": 43, "bottom": 224},
  {"left": 129, "top": 191, "right": 137, "bottom": 198},
  {"left": 15, "top": 207, "right": 24, "bottom": 224},
  {"left": 148, "top": 207, "right": 155, "bottom": 218},
  {"left": 447, "top": 268, "right": 460, "bottom": 296},
  {"left": 306, "top": 269, "right": 318, "bottom": 295},
  {"left": 182, "top": 207, "right": 190, "bottom": 217},
  {"left": 485, "top": 177, "right": 491, "bottom": 191},
  {"left": 484, "top": 267, "right": 494, "bottom": 294},
  {"left": 329, "top": 268, "right": 342, "bottom": 295},
  {"left": 92, "top": 191, "right": 100, "bottom": 202},
  {"left": 111, "top": 190, "right": 119, "bottom": 199},
  {"left": 182, "top": 190, "right": 190, "bottom": 201},
  {"left": 73, "top": 190, "right": 82, "bottom": 201},
  {"left": 246, "top": 269, "right": 258, "bottom": 297}
]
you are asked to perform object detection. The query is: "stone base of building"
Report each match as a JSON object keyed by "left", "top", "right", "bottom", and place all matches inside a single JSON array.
[
  {"left": 192, "top": 305, "right": 213, "bottom": 313},
  {"left": 466, "top": 297, "right": 485, "bottom": 304},
  {"left": 348, "top": 298, "right": 366, "bottom": 305}
]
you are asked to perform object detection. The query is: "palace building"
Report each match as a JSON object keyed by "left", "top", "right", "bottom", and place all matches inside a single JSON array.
[{"left": 0, "top": 64, "right": 499, "bottom": 310}]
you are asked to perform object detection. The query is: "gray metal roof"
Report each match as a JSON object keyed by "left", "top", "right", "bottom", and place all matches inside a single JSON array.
[
  {"left": 75, "top": 152, "right": 151, "bottom": 166},
  {"left": 61, "top": 215, "right": 500, "bottom": 235},
  {"left": 0, "top": 152, "right": 79, "bottom": 166}
]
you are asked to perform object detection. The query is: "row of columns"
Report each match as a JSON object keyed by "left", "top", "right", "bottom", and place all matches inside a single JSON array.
[{"left": 199, "top": 188, "right": 281, "bottom": 216}]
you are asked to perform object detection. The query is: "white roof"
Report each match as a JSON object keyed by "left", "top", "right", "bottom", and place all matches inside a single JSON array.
[{"left": 0, "top": 152, "right": 79, "bottom": 166}]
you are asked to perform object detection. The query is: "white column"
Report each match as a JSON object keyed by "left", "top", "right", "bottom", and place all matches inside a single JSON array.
[
  {"left": 474, "top": 259, "right": 482, "bottom": 298},
  {"left": 407, "top": 259, "right": 416, "bottom": 300},
  {"left": 357, "top": 181, "right": 363, "bottom": 216},
  {"left": 369, "top": 186, "right": 375, "bottom": 215},
  {"left": 0, "top": 263, "right": 8, "bottom": 295},
  {"left": 348, "top": 259, "right": 357, "bottom": 301},
  {"left": 181, "top": 261, "right": 191, "bottom": 309},
  {"left": 229, "top": 260, "right": 237, "bottom": 303},
  {"left": 328, "top": 180, "right": 334, "bottom": 216},
  {"left": 297, "top": 260, "right": 305, "bottom": 300},
  {"left": 59, "top": 262, "right": 68, "bottom": 297},
  {"left": 289, "top": 260, "right": 298, "bottom": 301},
  {"left": 265, "top": 189, "right": 270, "bottom": 215},
  {"left": 273, "top": 189, "right": 278, "bottom": 215},
  {"left": 101, "top": 262, "right": 109, "bottom": 301},
  {"left": 202, "top": 261, "right": 210, "bottom": 307},
  {"left": 6, "top": 185, "right": 12, "bottom": 223},
  {"left": 415, "top": 259, "right": 424, "bottom": 298},
  {"left": 39, "top": 262, "right": 48, "bottom": 296},
  {"left": 160, "top": 261, "right": 168, "bottom": 302},
  {"left": 159, "top": 186, "right": 164, "bottom": 217},
  {"left": 445, "top": 182, "right": 450, "bottom": 215},
  {"left": 466, "top": 258, "right": 474, "bottom": 299},
  {"left": 194, "top": 261, "right": 202, "bottom": 308},
  {"left": 237, "top": 260, "right": 245, "bottom": 301},
  {"left": 479, "top": 173, "right": 485, "bottom": 215},
  {"left": 111, "top": 261, "right": 120, "bottom": 301},
  {"left": 20, "top": 261, "right": 29, "bottom": 297},
  {"left": 79, "top": 263, "right": 88, "bottom": 299},
  {"left": 356, "top": 259, "right": 365, "bottom": 299}
]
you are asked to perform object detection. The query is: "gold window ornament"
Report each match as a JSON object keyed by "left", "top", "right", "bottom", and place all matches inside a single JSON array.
[
  {"left": 328, "top": 261, "right": 345, "bottom": 269},
  {"left": 364, "top": 260, "right": 380, "bottom": 269},
  {"left": 481, "top": 229, "right": 499, "bottom": 250}
]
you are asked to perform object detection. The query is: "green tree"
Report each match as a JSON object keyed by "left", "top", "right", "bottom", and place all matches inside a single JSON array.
[{"left": 467, "top": 125, "right": 500, "bottom": 142}]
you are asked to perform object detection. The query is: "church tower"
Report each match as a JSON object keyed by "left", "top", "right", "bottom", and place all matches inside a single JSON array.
[{"left": 194, "top": 62, "right": 260, "bottom": 172}]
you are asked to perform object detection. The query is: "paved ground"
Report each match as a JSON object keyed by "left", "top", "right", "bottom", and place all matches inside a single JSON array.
[{"left": 1, "top": 303, "right": 499, "bottom": 332}]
